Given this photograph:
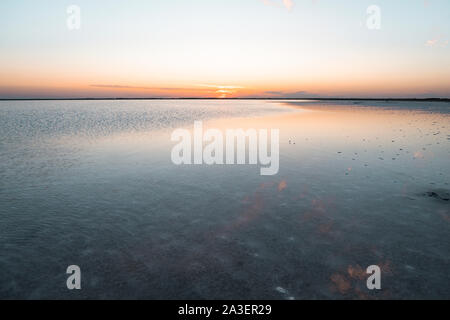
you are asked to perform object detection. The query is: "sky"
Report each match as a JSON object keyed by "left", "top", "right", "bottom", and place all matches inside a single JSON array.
[{"left": 0, "top": 0, "right": 449, "bottom": 98}]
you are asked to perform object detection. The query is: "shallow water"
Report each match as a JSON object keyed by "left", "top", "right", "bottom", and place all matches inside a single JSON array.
[{"left": 0, "top": 99, "right": 449, "bottom": 299}]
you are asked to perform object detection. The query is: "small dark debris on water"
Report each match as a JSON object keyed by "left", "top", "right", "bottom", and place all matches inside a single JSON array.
[{"left": 424, "top": 190, "right": 450, "bottom": 202}]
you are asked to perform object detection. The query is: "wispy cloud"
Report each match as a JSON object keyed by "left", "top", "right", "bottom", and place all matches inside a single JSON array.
[
  {"left": 90, "top": 84, "right": 212, "bottom": 92},
  {"left": 262, "top": 0, "right": 295, "bottom": 11},
  {"left": 197, "top": 84, "right": 245, "bottom": 89},
  {"left": 425, "top": 29, "right": 449, "bottom": 48},
  {"left": 91, "top": 84, "right": 174, "bottom": 90},
  {"left": 264, "top": 91, "right": 284, "bottom": 95},
  {"left": 263, "top": 90, "right": 317, "bottom": 98},
  {"left": 425, "top": 38, "right": 448, "bottom": 47},
  {"left": 282, "top": 0, "right": 295, "bottom": 11},
  {"left": 426, "top": 39, "right": 439, "bottom": 47}
]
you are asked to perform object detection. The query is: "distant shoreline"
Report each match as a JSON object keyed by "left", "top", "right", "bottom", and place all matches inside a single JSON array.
[{"left": 1, "top": 97, "right": 449, "bottom": 102}]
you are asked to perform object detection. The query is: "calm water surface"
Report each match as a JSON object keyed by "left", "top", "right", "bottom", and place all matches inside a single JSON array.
[{"left": 0, "top": 100, "right": 449, "bottom": 299}]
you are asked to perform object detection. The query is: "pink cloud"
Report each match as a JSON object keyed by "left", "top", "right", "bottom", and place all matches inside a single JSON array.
[
  {"left": 262, "top": 0, "right": 295, "bottom": 11},
  {"left": 283, "top": 0, "right": 295, "bottom": 11},
  {"left": 425, "top": 38, "right": 448, "bottom": 47}
]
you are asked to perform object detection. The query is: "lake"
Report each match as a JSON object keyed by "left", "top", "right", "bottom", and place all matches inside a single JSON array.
[{"left": 0, "top": 99, "right": 449, "bottom": 299}]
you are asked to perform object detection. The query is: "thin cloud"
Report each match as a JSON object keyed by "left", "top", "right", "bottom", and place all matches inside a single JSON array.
[
  {"left": 197, "top": 84, "right": 245, "bottom": 89},
  {"left": 261, "top": 0, "right": 295, "bottom": 11},
  {"left": 425, "top": 38, "right": 448, "bottom": 47},
  {"left": 425, "top": 29, "right": 448, "bottom": 48},
  {"left": 282, "top": 0, "right": 295, "bottom": 11},
  {"left": 90, "top": 85, "right": 212, "bottom": 92},
  {"left": 264, "top": 90, "right": 313, "bottom": 98},
  {"left": 91, "top": 84, "right": 163, "bottom": 90},
  {"left": 426, "top": 39, "right": 439, "bottom": 47},
  {"left": 264, "top": 91, "right": 284, "bottom": 95}
]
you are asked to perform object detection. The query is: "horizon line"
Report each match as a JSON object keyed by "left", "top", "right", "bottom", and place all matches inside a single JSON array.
[{"left": 0, "top": 97, "right": 449, "bottom": 102}]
